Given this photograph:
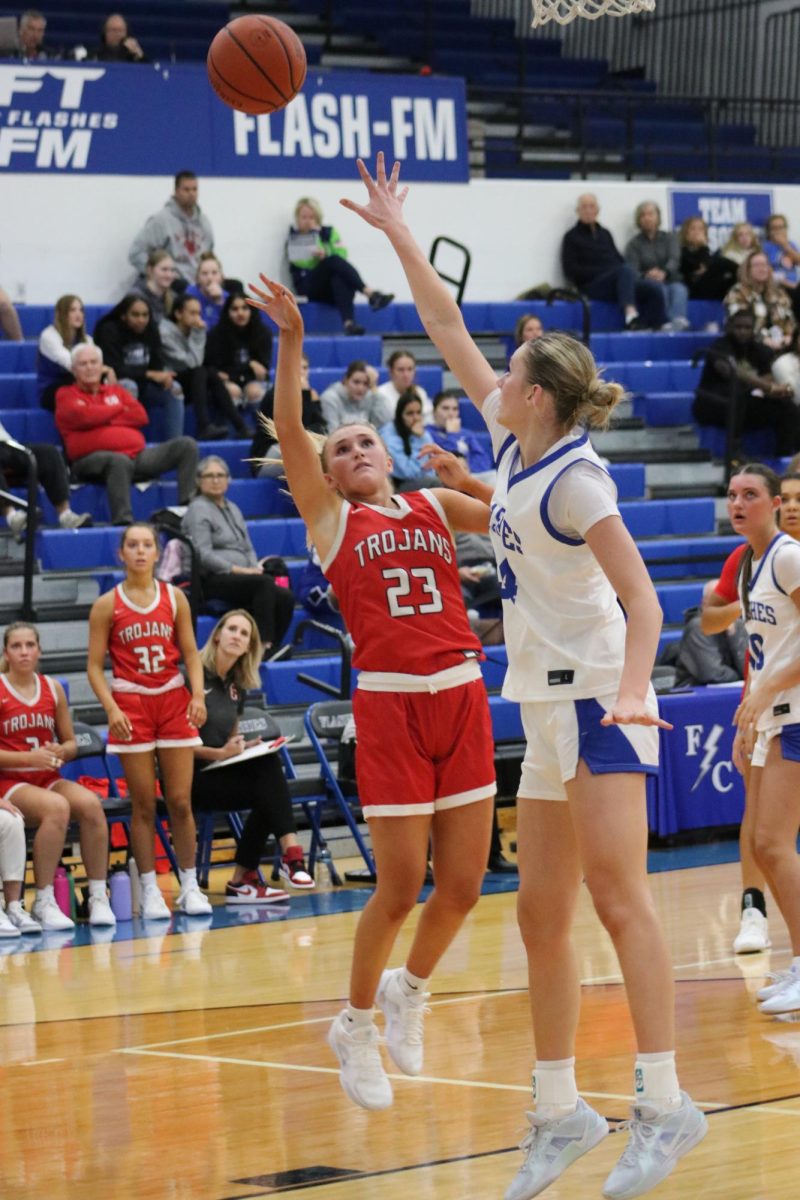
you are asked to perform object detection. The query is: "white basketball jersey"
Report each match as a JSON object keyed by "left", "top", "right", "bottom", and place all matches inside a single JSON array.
[
  {"left": 739, "top": 531, "right": 800, "bottom": 731},
  {"left": 484, "top": 390, "right": 626, "bottom": 702}
]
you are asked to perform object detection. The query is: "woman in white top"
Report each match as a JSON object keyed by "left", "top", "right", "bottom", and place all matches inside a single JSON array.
[
  {"left": 37, "top": 294, "right": 111, "bottom": 411},
  {"left": 730, "top": 464, "right": 800, "bottom": 1017},
  {"left": 377, "top": 349, "right": 433, "bottom": 419},
  {"left": 342, "top": 154, "right": 706, "bottom": 1200}
]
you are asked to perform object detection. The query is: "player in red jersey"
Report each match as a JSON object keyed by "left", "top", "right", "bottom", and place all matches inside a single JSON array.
[
  {"left": 248, "top": 276, "right": 496, "bottom": 1112},
  {"left": 0, "top": 621, "right": 114, "bottom": 931},
  {"left": 87, "top": 523, "right": 210, "bottom": 920}
]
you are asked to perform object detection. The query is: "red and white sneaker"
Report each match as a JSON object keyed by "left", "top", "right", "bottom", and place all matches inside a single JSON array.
[
  {"left": 279, "top": 847, "right": 315, "bottom": 889},
  {"left": 225, "top": 872, "right": 290, "bottom": 905}
]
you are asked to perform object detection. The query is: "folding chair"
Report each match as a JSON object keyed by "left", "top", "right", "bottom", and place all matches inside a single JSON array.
[
  {"left": 304, "top": 701, "right": 375, "bottom": 882},
  {"left": 70, "top": 720, "right": 180, "bottom": 877}
]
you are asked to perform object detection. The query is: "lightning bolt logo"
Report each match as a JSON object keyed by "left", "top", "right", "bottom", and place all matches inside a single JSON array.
[{"left": 691, "top": 724, "right": 723, "bottom": 792}]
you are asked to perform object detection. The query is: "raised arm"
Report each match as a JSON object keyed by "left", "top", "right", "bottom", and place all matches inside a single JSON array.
[
  {"left": 247, "top": 277, "right": 342, "bottom": 555},
  {"left": 340, "top": 154, "right": 499, "bottom": 410}
]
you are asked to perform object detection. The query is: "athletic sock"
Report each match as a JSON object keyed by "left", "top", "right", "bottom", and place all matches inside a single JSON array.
[
  {"left": 635, "top": 1051, "right": 681, "bottom": 1112},
  {"left": 345, "top": 1004, "right": 374, "bottom": 1028},
  {"left": 533, "top": 1057, "right": 579, "bottom": 1119},
  {"left": 401, "top": 968, "right": 429, "bottom": 996},
  {"left": 741, "top": 888, "right": 767, "bottom": 917},
  {"left": 178, "top": 867, "right": 198, "bottom": 890},
  {"left": 88, "top": 879, "right": 107, "bottom": 899},
  {"left": 140, "top": 870, "right": 157, "bottom": 891},
  {"left": 36, "top": 884, "right": 55, "bottom": 903}
]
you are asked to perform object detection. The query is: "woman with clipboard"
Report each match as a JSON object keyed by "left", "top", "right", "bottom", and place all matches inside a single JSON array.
[{"left": 192, "top": 608, "right": 314, "bottom": 901}]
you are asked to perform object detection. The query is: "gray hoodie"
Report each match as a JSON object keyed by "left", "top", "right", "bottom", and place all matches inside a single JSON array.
[
  {"left": 320, "top": 381, "right": 393, "bottom": 431},
  {"left": 159, "top": 319, "right": 206, "bottom": 372},
  {"left": 129, "top": 196, "right": 214, "bottom": 281}
]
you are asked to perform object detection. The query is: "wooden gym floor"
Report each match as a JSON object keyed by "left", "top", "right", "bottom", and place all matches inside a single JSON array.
[{"left": 0, "top": 853, "right": 798, "bottom": 1200}]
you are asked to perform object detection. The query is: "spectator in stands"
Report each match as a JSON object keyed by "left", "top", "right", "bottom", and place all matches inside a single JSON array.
[
  {"left": 129, "top": 171, "right": 214, "bottom": 287},
  {"left": 725, "top": 252, "right": 796, "bottom": 352},
  {"left": 514, "top": 313, "right": 544, "bottom": 345},
  {"left": 693, "top": 309, "right": 800, "bottom": 457},
  {"left": 720, "top": 222, "right": 760, "bottom": 268},
  {"left": 94, "top": 295, "right": 183, "bottom": 440},
  {"left": 377, "top": 349, "right": 432, "bottom": 419},
  {"left": 131, "top": 250, "right": 177, "bottom": 326},
  {"left": 0, "top": 420, "right": 91, "bottom": 534},
  {"left": 624, "top": 201, "right": 689, "bottom": 331},
  {"left": 425, "top": 389, "right": 494, "bottom": 482},
  {"left": 380, "top": 392, "right": 438, "bottom": 491},
  {"left": 205, "top": 293, "right": 272, "bottom": 409},
  {"left": 15, "top": 9, "right": 57, "bottom": 61},
  {"left": 287, "top": 197, "right": 393, "bottom": 336},
  {"left": 0, "top": 286, "right": 23, "bottom": 342},
  {"left": 251, "top": 352, "right": 325, "bottom": 478},
  {"left": 181, "top": 456, "right": 294, "bottom": 655},
  {"left": 192, "top": 609, "right": 314, "bottom": 902},
  {"left": 762, "top": 214, "right": 800, "bottom": 289},
  {"left": 320, "top": 359, "right": 392, "bottom": 430},
  {"left": 678, "top": 216, "right": 737, "bottom": 302},
  {"left": 185, "top": 252, "right": 228, "bottom": 330},
  {"left": 159, "top": 293, "right": 247, "bottom": 440},
  {"left": 772, "top": 324, "right": 800, "bottom": 405},
  {"left": 561, "top": 193, "right": 667, "bottom": 330},
  {"left": 89, "top": 12, "right": 146, "bottom": 61},
  {"left": 37, "top": 294, "right": 107, "bottom": 411},
  {"left": 55, "top": 344, "right": 198, "bottom": 525}
]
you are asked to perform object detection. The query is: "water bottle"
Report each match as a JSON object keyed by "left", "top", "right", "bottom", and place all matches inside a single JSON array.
[
  {"left": 109, "top": 866, "right": 133, "bottom": 921},
  {"left": 66, "top": 867, "right": 77, "bottom": 921},
  {"left": 128, "top": 858, "right": 142, "bottom": 916},
  {"left": 53, "top": 867, "right": 71, "bottom": 918}
]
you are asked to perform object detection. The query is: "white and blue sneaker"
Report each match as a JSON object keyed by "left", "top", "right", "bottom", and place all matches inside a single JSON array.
[
  {"left": 602, "top": 1091, "right": 707, "bottom": 1199},
  {"left": 758, "top": 964, "right": 798, "bottom": 1004},
  {"left": 504, "top": 1099, "right": 608, "bottom": 1200}
]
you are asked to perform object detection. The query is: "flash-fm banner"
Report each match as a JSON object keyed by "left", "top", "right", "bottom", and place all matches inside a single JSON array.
[{"left": 0, "top": 62, "right": 468, "bottom": 181}]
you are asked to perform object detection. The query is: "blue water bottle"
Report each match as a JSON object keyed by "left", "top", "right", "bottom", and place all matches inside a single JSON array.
[{"left": 109, "top": 865, "right": 133, "bottom": 921}]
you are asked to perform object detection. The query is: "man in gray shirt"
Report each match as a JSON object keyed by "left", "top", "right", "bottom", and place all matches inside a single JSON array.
[{"left": 129, "top": 171, "right": 215, "bottom": 286}]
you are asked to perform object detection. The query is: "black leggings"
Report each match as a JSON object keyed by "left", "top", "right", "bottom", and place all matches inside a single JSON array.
[
  {"left": 192, "top": 755, "right": 296, "bottom": 871},
  {"left": 301, "top": 256, "right": 366, "bottom": 323},
  {"left": 0, "top": 442, "right": 70, "bottom": 508},
  {"left": 176, "top": 366, "right": 247, "bottom": 435},
  {"left": 201, "top": 570, "right": 295, "bottom": 649}
]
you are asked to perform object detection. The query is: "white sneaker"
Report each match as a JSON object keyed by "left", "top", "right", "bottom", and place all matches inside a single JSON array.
[
  {"left": 139, "top": 885, "right": 171, "bottom": 920},
  {"left": 88, "top": 892, "right": 117, "bottom": 927},
  {"left": 174, "top": 881, "right": 212, "bottom": 916},
  {"left": 58, "top": 509, "right": 92, "bottom": 529},
  {"left": 5, "top": 901, "right": 42, "bottom": 935},
  {"left": 759, "top": 972, "right": 800, "bottom": 1015},
  {"left": 758, "top": 966, "right": 798, "bottom": 1003},
  {"left": 31, "top": 894, "right": 75, "bottom": 931},
  {"left": 602, "top": 1092, "right": 708, "bottom": 1199},
  {"left": 327, "top": 1010, "right": 393, "bottom": 1110},
  {"left": 733, "top": 908, "right": 771, "bottom": 954},
  {"left": 505, "top": 1099, "right": 609, "bottom": 1200},
  {"left": 0, "top": 907, "right": 20, "bottom": 939},
  {"left": 376, "top": 967, "right": 430, "bottom": 1075},
  {"left": 6, "top": 509, "right": 26, "bottom": 536}
]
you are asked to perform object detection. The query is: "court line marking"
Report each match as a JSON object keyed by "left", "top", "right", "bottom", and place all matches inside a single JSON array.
[{"left": 116, "top": 1046, "right": 728, "bottom": 1108}]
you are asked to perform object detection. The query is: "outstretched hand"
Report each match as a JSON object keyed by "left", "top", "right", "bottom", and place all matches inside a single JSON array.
[
  {"left": 340, "top": 152, "right": 409, "bottom": 231},
  {"left": 418, "top": 443, "right": 471, "bottom": 490},
  {"left": 247, "top": 275, "right": 304, "bottom": 335}
]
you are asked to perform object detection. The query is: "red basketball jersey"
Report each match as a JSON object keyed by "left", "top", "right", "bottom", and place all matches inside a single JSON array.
[
  {"left": 0, "top": 672, "right": 59, "bottom": 769},
  {"left": 109, "top": 581, "right": 183, "bottom": 693},
  {"left": 322, "top": 490, "right": 482, "bottom": 674}
]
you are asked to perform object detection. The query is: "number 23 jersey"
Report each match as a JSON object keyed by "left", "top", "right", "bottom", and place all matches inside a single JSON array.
[
  {"left": 321, "top": 490, "right": 482, "bottom": 675},
  {"left": 109, "top": 581, "right": 183, "bottom": 694}
]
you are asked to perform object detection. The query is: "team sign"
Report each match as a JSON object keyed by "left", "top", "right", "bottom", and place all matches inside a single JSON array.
[
  {"left": 669, "top": 188, "right": 774, "bottom": 251},
  {"left": 0, "top": 62, "right": 468, "bottom": 181}
]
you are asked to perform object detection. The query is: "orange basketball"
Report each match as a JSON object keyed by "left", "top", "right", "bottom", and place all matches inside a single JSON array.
[{"left": 207, "top": 15, "right": 307, "bottom": 116}]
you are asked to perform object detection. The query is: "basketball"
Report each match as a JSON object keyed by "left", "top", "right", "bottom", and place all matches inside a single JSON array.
[{"left": 207, "top": 14, "right": 307, "bottom": 116}]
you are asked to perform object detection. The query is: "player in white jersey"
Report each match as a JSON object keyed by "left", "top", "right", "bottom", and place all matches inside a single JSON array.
[
  {"left": 730, "top": 465, "right": 800, "bottom": 1016},
  {"left": 344, "top": 154, "right": 706, "bottom": 1199}
]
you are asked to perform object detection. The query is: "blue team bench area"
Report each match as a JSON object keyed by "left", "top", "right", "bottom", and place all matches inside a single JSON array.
[{"left": 9, "top": 299, "right": 727, "bottom": 342}]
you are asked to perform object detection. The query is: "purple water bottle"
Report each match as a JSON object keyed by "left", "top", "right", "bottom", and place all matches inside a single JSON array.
[
  {"left": 109, "top": 866, "right": 133, "bottom": 921},
  {"left": 53, "top": 867, "right": 71, "bottom": 918}
]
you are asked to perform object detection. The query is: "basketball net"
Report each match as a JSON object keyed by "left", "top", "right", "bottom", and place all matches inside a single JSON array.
[{"left": 531, "top": 0, "right": 656, "bottom": 27}]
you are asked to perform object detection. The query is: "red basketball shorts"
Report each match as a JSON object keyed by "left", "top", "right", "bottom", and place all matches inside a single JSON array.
[
  {"left": 107, "top": 686, "right": 202, "bottom": 753},
  {"left": 0, "top": 769, "right": 61, "bottom": 799},
  {"left": 352, "top": 678, "right": 496, "bottom": 818}
]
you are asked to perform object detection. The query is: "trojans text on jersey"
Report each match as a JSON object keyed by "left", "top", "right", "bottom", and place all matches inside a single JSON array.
[{"left": 352, "top": 526, "right": 453, "bottom": 567}]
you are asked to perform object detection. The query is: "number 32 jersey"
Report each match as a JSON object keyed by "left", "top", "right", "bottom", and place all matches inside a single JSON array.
[
  {"left": 321, "top": 490, "right": 481, "bottom": 675},
  {"left": 109, "top": 581, "right": 183, "bottom": 694}
]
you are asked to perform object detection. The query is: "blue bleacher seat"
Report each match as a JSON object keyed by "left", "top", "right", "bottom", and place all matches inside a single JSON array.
[
  {"left": 655, "top": 583, "right": 704, "bottom": 624},
  {"left": 0, "top": 342, "right": 37, "bottom": 372},
  {"left": 619, "top": 499, "right": 715, "bottom": 538},
  {"left": 639, "top": 536, "right": 742, "bottom": 581},
  {"left": 270, "top": 335, "right": 382, "bottom": 370},
  {"left": 640, "top": 393, "right": 695, "bottom": 426},
  {"left": 696, "top": 425, "right": 777, "bottom": 459}
]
